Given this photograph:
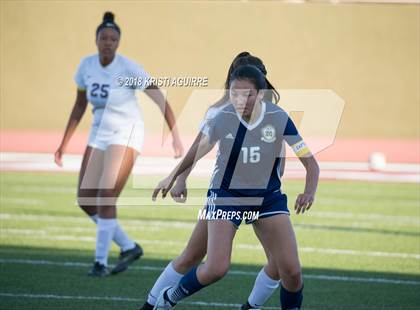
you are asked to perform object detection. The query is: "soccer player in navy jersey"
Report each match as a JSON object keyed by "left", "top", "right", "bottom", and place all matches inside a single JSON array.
[
  {"left": 140, "top": 52, "right": 286, "bottom": 310},
  {"left": 151, "top": 65, "right": 319, "bottom": 310}
]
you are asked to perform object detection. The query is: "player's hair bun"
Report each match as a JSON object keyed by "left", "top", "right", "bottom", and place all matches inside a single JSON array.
[
  {"left": 103, "top": 12, "right": 115, "bottom": 23},
  {"left": 237, "top": 51, "right": 251, "bottom": 58},
  {"left": 96, "top": 11, "right": 120, "bottom": 37}
]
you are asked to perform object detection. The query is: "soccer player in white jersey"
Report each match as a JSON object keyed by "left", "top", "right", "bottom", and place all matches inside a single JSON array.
[
  {"left": 54, "top": 12, "right": 183, "bottom": 277},
  {"left": 151, "top": 65, "right": 319, "bottom": 310},
  {"left": 139, "top": 52, "right": 304, "bottom": 310}
]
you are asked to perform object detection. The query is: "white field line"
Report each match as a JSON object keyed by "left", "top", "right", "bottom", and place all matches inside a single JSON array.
[
  {"left": 309, "top": 211, "right": 420, "bottom": 225},
  {"left": 1, "top": 196, "right": 419, "bottom": 217},
  {"left": 2, "top": 210, "right": 419, "bottom": 235},
  {"left": 1, "top": 209, "right": 419, "bottom": 235},
  {"left": 2, "top": 228, "right": 419, "bottom": 260},
  {"left": 315, "top": 197, "right": 419, "bottom": 209},
  {"left": 5, "top": 184, "right": 420, "bottom": 203},
  {"left": 1, "top": 152, "right": 419, "bottom": 183},
  {"left": 3, "top": 187, "right": 420, "bottom": 209},
  {"left": 1, "top": 192, "right": 420, "bottom": 225},
  {"left": 7, "top": 185, "right": 76, "bottom": 194},
  {"left": 0, "top": 197, "right": 45, "bottom": 206},
  {"left": 0, "top": 258, "right": 419, "bottom": 286},
  {"left": 0, "top": 212, "right": 196, "bottom": 229},
  {"left": 0, "top": 292, "right": 264, "bottom": 309},
  {"left": 2, "top": 192, "right": 420, "bottom": 212},
  {"left": 2, "top": 152, "right": 419, "bottom": 172}
]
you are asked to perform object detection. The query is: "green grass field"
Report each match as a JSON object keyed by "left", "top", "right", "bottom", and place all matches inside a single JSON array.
[{"left": 0, "top": 172, "right": 419, "bottom": 309}]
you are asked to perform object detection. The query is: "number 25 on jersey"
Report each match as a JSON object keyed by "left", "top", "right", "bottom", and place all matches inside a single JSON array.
[{"left": 90, "top": 83, "right": 110, "bottom": 98}]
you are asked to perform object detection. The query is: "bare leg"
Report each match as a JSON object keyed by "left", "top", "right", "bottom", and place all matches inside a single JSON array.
[
  {"left": 253, "top": 215, "right": 302, "bottom": 291},
  {"left": 172, "top": 219, "right": 208, "bottom": 273},
  {"left": 253, "top": 214, "right": 304, "bottom": 309},
  {"left": 97, "top": 144, "right": 138, "bottom": 218},
  {"left": 196, "top": 220, "right": 236, "bottom": 285},
  {"left": 77, "top": 146, "right": 104, "bottom": 215},
  {"left": 162, "top": 220, "right": 236, "bottom": 306},
  {"left": 91, "top": 145, "right": 139, "bottom": 272},
  {"left": 145, "top": 219, "right": 208, "bottom": 306},
  {"left": 252, "top": 223, "right": 280, "bottom": 280}
]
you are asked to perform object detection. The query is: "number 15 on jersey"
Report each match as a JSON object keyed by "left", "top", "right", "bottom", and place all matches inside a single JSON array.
[{"left": 241, "top": 146, "right": 260, "bottom": 163}]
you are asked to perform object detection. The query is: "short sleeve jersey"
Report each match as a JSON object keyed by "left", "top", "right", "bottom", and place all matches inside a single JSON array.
[
  {"left": 205, "top": 102, "right": 303, "bottom": 196},
  {"left": 74, "top": 54, "right": 150, "bottom": 131}
]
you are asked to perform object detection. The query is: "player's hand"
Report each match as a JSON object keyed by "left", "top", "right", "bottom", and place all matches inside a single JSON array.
[
  {"left": 294, "top": 193, "right": 314, "bottom": 214},
  {"left": 54, "top": 148, "right": 64, "bottom": 167},
  {"left": 170, "top": 179, "right": 188, "bottom": 203},
  {"left": 172, "top": 136, "right": 184, "bottom": 159},
  {"left": 152, "top": 175, "right": 176, "bottom": 201}
]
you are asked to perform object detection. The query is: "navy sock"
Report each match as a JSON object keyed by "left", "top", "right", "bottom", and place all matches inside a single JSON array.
[
  {"left": 139, "top": 301, "right": 154, "bottom": 310},
  {"left": 166, "top": 267, "right": 206, "bottom": 304},
  {"left": 280, "top": 283, "right": 303, "bottom": 310}
]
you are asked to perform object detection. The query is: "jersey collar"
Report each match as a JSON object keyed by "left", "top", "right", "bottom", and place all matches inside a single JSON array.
[
  {"left": 96, "top": 54, "right": 118, "bottom": 73},
  {"left": 235, "top": 101, "right": 266, "bottom": 131}
]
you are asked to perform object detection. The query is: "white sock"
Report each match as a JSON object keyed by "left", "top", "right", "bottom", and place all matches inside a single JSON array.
[
  {"left": 248, "top": 268, "right": 280, "bottom": 308},
  {"left": 147, "top": 261, "right": 184, "bottom": 305},
  {"left": 95, "top": 218, "right": 117, "bottom": 266},
  {"left": 113, "top": 224, "right": 136, "bottom": 252},
  {"left": 90, "top": 214, "right": 135, "bottom": 252}
]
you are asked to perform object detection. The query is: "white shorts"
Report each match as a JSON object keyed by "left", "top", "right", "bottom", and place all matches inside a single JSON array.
[{"left": 88, "top": 122, "right": 144, "bottom": 153}]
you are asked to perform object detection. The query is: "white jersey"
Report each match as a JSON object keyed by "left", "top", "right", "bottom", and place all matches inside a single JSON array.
[
  {"left": 74, "top": 54, "right": 150, "bottom": 152},
  {"left": 74, "top": 54, "right": 150, "bottom": 133}
]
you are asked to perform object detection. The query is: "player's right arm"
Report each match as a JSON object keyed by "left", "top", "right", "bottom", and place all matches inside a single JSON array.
[
  {"left": 54, "top": 89, "right": 88, "bottom": 167},
  {"left": 167, "top": 132, "right": 205, "bottom": 203},
  {"left": 152, "top": 133, "right": 215, "bottom": 201},
  {"left": 167, "top": 106, "right": 223, "bottom": 202}
]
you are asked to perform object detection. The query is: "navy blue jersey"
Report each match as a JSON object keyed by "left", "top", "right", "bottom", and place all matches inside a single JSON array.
[{"left": 205, "top": 102, "right": 302, "bottom": 198}]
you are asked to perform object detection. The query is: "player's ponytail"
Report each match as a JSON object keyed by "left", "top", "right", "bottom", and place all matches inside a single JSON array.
[
  {"left": 210, "top": 52, "right": 252, "bottom": 108},
  {"left": 96, "top": 11, "right": 121, "bottom": 37},
  {"left": 265, "top": 78, "right": 280, "bottom": 104}
]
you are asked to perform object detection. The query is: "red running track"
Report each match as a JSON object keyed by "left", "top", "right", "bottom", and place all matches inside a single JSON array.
[{"left": 1, "top": 130, "right": 419, "bottom": 163}]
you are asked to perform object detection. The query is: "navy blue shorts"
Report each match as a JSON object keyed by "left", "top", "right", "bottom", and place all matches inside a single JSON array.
[{"left": 204, "top": 189, "right": 289, "bottom": 228}]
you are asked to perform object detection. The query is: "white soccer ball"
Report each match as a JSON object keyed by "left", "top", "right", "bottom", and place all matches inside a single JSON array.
[{"left": 369, "top": 152, "right": 387, "bottom": 171}]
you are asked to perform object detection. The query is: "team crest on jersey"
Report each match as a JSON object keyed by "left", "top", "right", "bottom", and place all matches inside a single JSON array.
[{"left": 261, "top": 125, "right": 276, "bottom": 143}]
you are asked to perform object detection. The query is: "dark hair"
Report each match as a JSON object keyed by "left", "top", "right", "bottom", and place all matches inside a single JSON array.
[
  {"left": 96, "top": 12, "right": 121, "bottom": 37},
  {"left": 229, "top": 65, "right": 267, "bottom": 91},
  {"left": 211, "top": 51, "right": 279, "bottom": 108}
]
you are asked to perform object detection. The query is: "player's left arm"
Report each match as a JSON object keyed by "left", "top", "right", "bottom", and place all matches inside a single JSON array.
[
  {"left": 145, "top": 84, "right": 183, "bottom": 158},
  {"left": 283, "top": 116, "right": 320, "bottom": 214},
  {"left": 294, "top": 146, "right": 319, "bottom": 214}
]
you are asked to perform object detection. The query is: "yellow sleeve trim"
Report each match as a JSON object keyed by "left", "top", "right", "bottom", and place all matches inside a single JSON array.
[{"left": 291, "top": 140, "right": 311, "bottom": 157}]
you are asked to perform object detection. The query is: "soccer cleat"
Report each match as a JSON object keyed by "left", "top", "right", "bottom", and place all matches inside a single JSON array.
[
  {"left": 139, "top": 301, "right": 154, "bottom": 310},
  {"left": 88, "top": 261, "right": 109, "bottom": 277},
  {"left": 111, "top": 242, "right": 143, "bottom": 275},
  {"left": 153, "top": 287, "right": 176, "bottom": 310},
  {"left": 240, "top": 302, "right": 261, "bottom": 310}
]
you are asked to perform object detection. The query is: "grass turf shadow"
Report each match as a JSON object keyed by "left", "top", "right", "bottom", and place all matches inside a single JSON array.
[{"left": 1, "top": 245, "right": 419, "bottom": 310}]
